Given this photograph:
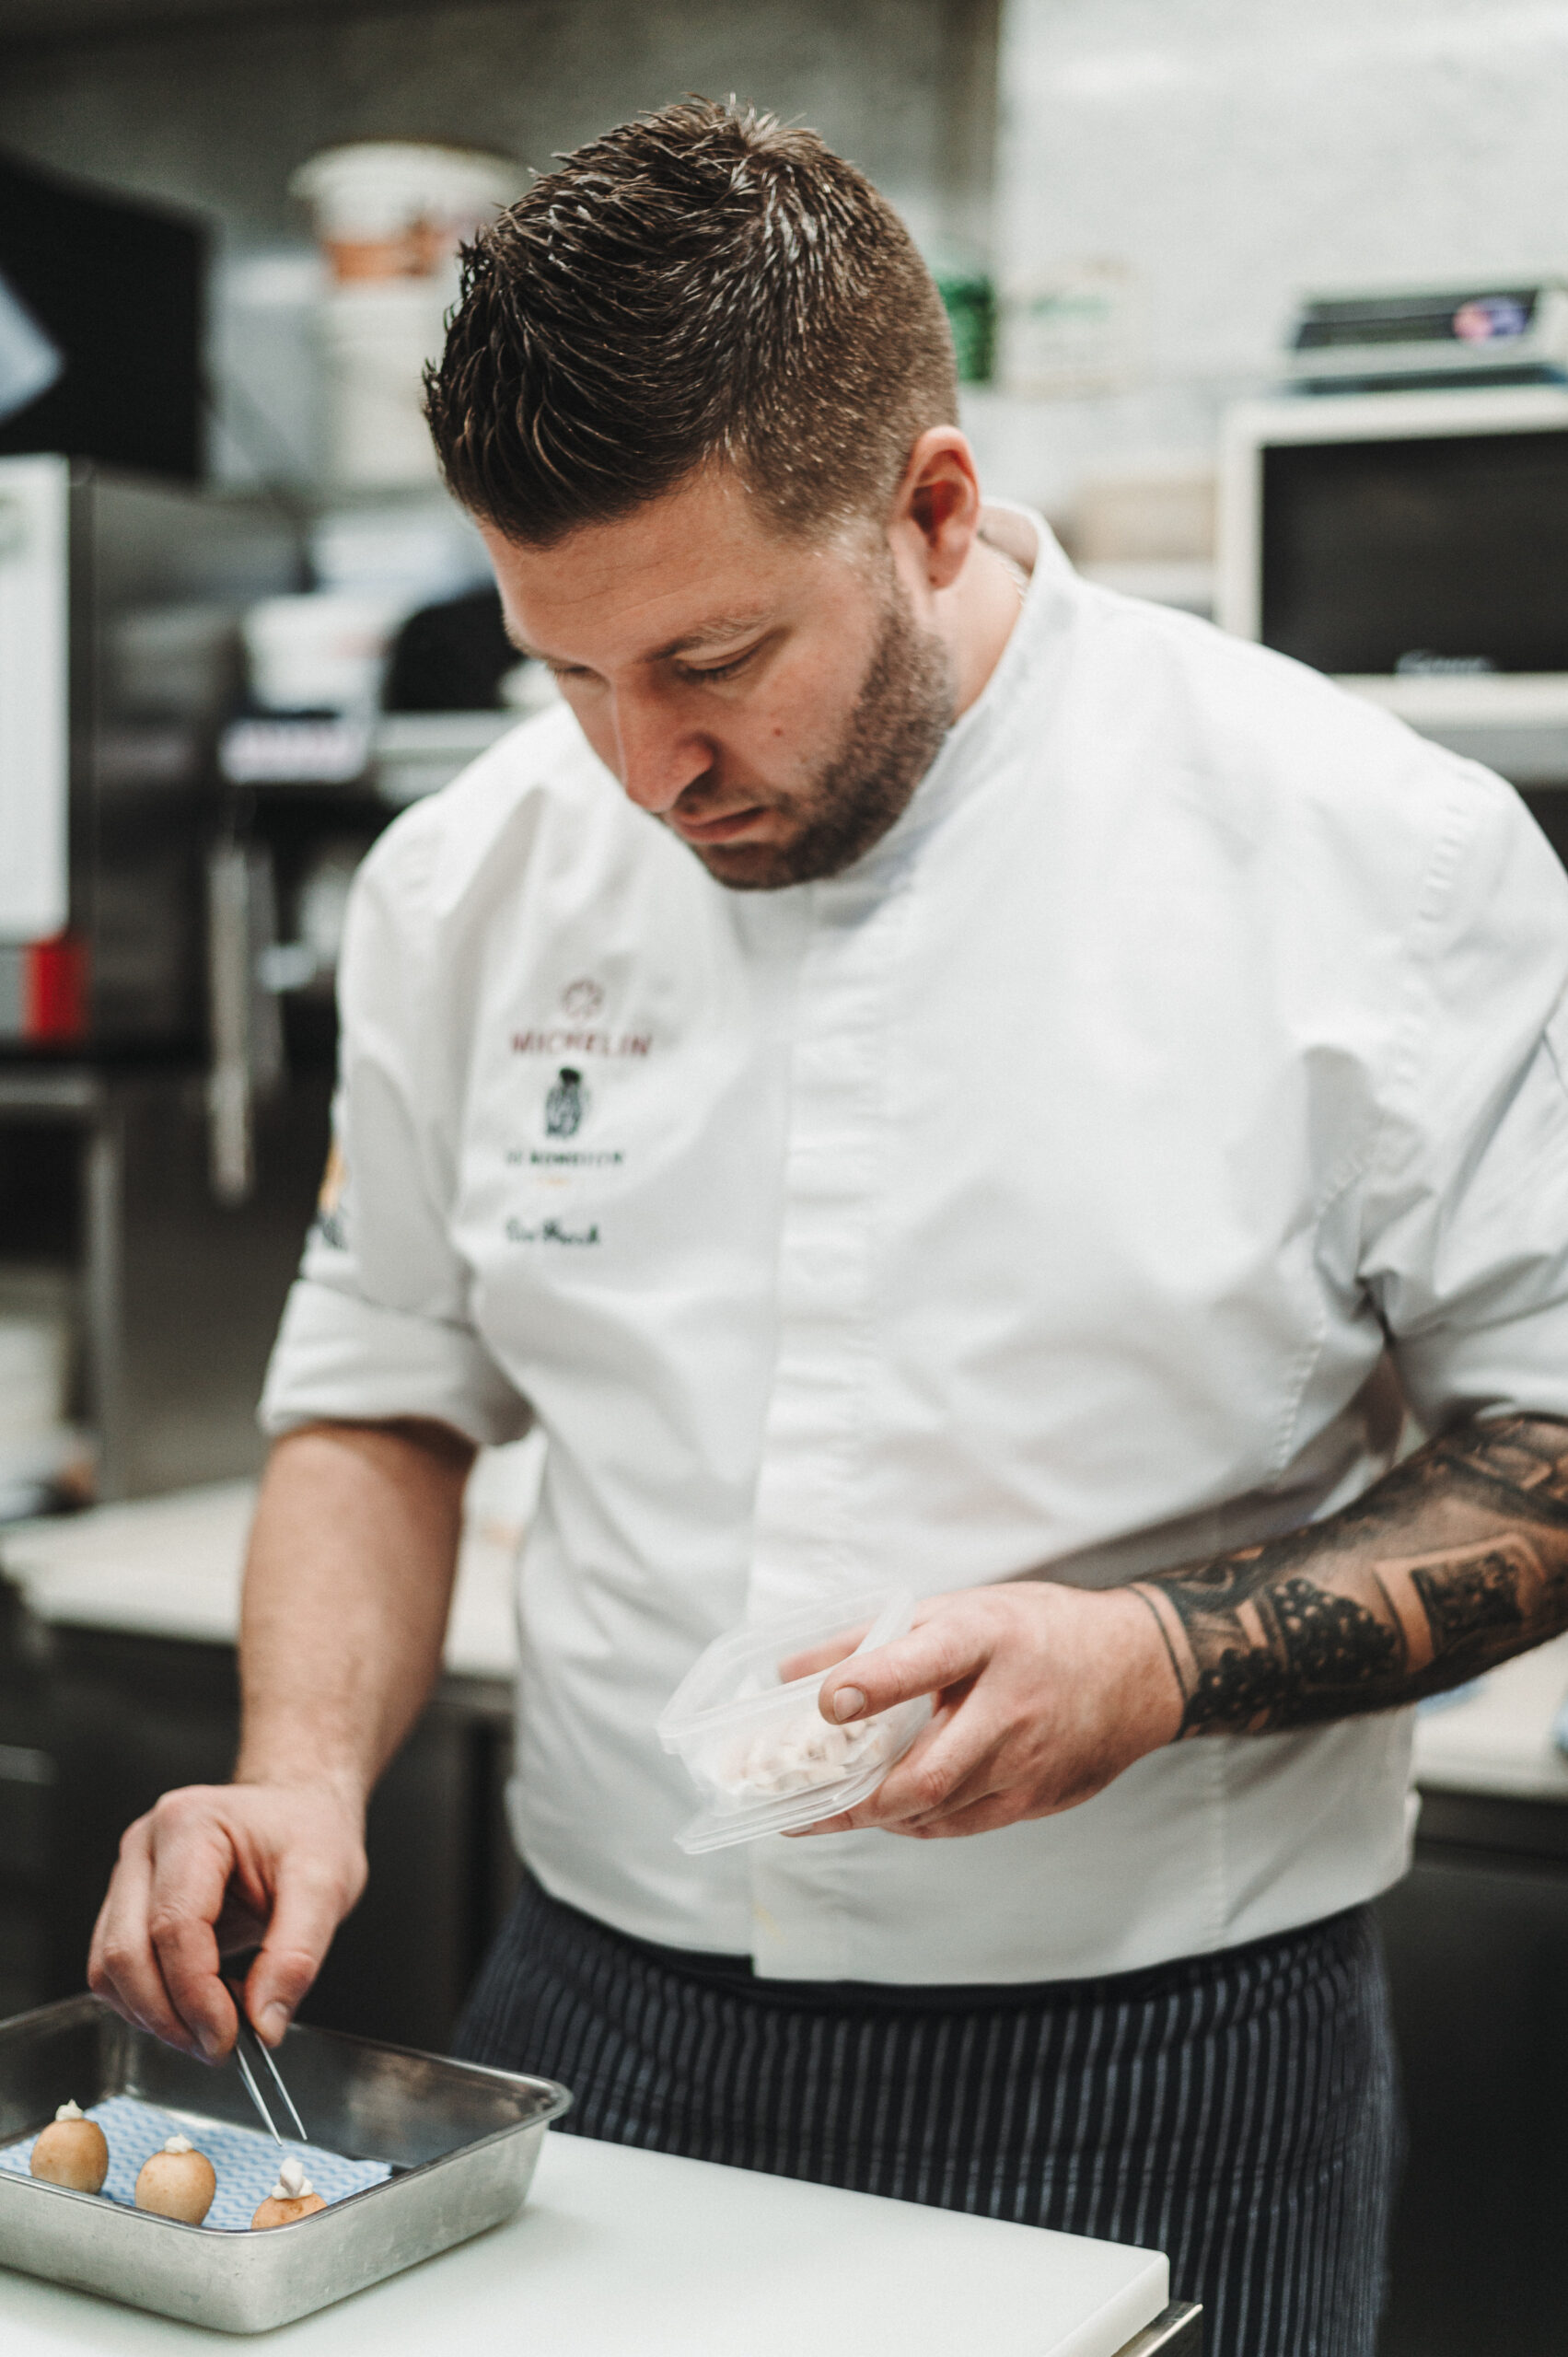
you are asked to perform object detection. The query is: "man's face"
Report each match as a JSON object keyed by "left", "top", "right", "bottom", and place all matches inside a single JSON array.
[{"left": 481, "top": 469, "right": 956, "bottom": 889}]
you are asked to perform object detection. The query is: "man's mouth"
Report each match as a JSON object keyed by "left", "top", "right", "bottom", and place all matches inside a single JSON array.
[{"left": 668, "top": 804, "right": 771, "bottom": 844}]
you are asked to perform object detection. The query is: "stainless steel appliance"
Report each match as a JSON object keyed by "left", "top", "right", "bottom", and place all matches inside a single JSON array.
[
  {"left": 0, "top": 459, "right": 319, "bottom": 1506},
  {"left": 0, "top": 454, "right": 298, "bottom": 1055},
  {"left": 1285, "top": 283, "right": 1568, "bottom": 394}
]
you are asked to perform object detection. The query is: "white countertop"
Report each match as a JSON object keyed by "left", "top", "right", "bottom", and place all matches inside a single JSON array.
[
  {"left": 8, "top": 1476, "right": 1568, "bottom": 1804},
  {"left": 0, "top": 1463, "right": 530, "bottom": 1682},
  {"left": 0, "top": 2131, "right": 1168, "bottom": 2357},
  {"left": 1410, "top": 1626, "right": 1568, "bottom": 1804}
]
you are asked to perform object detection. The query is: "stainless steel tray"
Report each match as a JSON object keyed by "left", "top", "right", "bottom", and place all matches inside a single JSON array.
[{"left": 0, "top": 1993, "right": 572, "bottom": 2332}]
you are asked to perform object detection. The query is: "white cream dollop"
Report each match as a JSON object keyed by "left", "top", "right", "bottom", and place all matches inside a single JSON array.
[
  {"left": 54, "top": 2100, "right": 86, "bottom": 2122},
  {"left": 161, "top": 2134, "right": 194, "bottom": 2155},
  {"left": 270, "top": 2157, "right": 314, "bottom": 2201}
]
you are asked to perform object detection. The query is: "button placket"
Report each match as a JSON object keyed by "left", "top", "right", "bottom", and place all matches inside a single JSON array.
[{"left": 746, "top": 861, "right": 914, "bottom": 1969}]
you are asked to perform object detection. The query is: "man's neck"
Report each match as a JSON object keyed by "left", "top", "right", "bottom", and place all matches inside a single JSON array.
[{"left": 945, "top": 510, "right": 1034, "bottom": 718}]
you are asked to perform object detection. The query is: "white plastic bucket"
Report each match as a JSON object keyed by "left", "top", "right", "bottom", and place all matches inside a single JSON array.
[
  {"left": 291, "top": 142, "right": 520, "bottom": 284},
  {"left": 319, "top": 282, "right": 450, "bottom": 487},
  {"left": 0, "top": 1316, "right": 67, "bottom": 1443}
]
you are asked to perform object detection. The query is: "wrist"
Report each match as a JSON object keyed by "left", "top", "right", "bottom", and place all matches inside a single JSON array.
[
  {"left": 230, "top": 1752, "right": 369, "bottom": 1822},
  {"left": 1103, "top": 1584, "right": 1186, "bottom": 1753}
]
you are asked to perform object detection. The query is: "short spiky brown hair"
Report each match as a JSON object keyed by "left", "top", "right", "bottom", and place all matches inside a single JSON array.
[{"left": 424, "top": 98, "right": 958, "bottom": 546}]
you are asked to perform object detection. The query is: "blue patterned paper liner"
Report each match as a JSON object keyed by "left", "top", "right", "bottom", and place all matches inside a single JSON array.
[{"left": 0, "top": 2094, "right": 390, "bottom": 2230}]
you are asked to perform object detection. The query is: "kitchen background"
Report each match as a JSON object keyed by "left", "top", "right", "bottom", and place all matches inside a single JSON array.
[
  {"left": 6, "top": 0, "right": 1568, "bottom": 523},
  {"left": 3, "top": 3, "right": 1568, "bottom": 2351}
]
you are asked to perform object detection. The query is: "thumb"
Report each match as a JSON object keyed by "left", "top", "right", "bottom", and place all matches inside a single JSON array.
[
  {"left": 819, "top": 1614, "right": 987, "bottom": 1727},
  {"left": 243, "top": 1861, "right": 354, "bottom": 2047}
]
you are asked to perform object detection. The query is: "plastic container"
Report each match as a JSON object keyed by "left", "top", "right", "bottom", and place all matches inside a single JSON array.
[
  {"left": 657, "top": 1588, "right": 929, "bottom": 1853},
  {"left": 241, "top": 590, "right": 411, "bottom": 714}
]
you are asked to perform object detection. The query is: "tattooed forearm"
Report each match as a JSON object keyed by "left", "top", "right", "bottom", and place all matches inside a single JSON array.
[{"left": 1130, "top": 1414, "right": 1568, "bottom": 1736}]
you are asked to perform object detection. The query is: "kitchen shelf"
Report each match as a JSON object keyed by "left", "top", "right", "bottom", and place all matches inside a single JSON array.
[{"left": 375, "top": 709, "right": 517, "bottom": 804}]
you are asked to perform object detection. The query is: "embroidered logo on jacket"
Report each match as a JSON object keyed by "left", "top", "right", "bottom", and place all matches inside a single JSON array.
[
  {"left": 511, "top": 1025, "right": 651, "bottom": 1059},
  {"left": 544, "top": 1065, "right": 588, "bottom": 1138},
  {"left": 511, "top": 978, "right": 649, "bottom": 1060},
  {"left": 505, "top": 1217, "right": 600, "bottom": 1246}
]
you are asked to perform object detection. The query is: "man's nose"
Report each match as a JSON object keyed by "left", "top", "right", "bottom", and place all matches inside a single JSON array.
[{"left": 611, "top": 691, "right": 712, "bottom": 814}]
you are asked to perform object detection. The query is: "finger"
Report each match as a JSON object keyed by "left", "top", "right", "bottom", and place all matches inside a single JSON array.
[
  {"left": 87, "top": 1821, "right": 204, "bottom": 2055},
  {"left": 145, "top": 1802, "right": 242, "bottom": 2060},
  {"left": 214, "top": 1892, "right": 273, "bottom": 1956},
  {"left": 87, "top": 1814, "right": 147, "bottom": 1999},
  {"left": 815, "top": 1676, "right": 998, "bottom": 1833},
  {"left": 892, "top": 1738, "right": 1016, "bottom": 1829},
  {"left": 889, "top": 1790, "right": 1024, "bottom": 1839},
  {"left": 819, "top": 1615, "right": 992, "bottom": 1726},
  {"left": 782, "top": 1809, "right": 857, "bottom": 1838},
  {"left": 788, "top": 1774, "right": 1017, "bottom": 1842},
  {"left": 776, "top": 1624, "right": 869, "bottom": 1682},
  {"left": 245, "top": 1858, "right": 355, "bottom": 2045},
  {"left": 785, "top": 1686, "right": 1005, "bottom": 1837}
]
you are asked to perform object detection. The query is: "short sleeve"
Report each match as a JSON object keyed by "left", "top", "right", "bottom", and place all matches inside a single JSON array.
[
  {"left": 259, "top": 820, "right": 530, "bottom": 1449},
  {"left": 1361, "top": 761, "right": 1568, "bottom": 1430}
]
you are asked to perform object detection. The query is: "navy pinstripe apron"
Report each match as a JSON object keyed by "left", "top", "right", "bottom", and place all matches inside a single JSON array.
[{"left": 455, "top": 1871, "right": 1399, "bottom": 2357}]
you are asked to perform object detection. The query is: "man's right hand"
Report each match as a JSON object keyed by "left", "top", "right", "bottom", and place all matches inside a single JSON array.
[
  {"left": 87, "top": 1418, "right": 471, "bottom": 2061},
  {"left": 87, "top": 1781, "right": 367, "bottom": 2060}
]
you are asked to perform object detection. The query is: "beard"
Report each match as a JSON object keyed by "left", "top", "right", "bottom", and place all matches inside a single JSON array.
[{"left": 677, "top": 579, "right": 957, "bottom": 892}]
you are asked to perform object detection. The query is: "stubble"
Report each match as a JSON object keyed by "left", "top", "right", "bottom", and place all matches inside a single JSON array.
[{"left": 691, "top": 580, "right": 957, "bottom": 891}]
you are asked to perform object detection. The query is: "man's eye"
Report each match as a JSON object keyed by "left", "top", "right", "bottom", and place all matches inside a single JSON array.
[{"left": 684, "top": 649, "right": 758, "bottom": 683}]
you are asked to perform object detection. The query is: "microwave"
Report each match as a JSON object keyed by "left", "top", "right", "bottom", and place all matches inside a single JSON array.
[
  {"left": 0, "top": 455, "right": 296, "bottom": 1053},
  {"left": 1216, "top": 386, "right": 1568, "bottom": 784}
]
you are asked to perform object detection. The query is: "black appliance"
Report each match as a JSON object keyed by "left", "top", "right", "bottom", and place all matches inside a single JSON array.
[{"left": 0, "top": 151, "right": 205, "bottom": 483}]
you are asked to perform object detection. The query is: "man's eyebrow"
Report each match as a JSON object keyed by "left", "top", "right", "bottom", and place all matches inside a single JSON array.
[
  {"left": 505, "top": 610, "right": 774, "bottom": 668},
  {"left": 647, "top": 610, "right": 773, "bottom": 660}
]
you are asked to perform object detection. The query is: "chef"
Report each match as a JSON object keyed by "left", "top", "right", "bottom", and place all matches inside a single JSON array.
[{"left": 91, "top": 99, "right": 1568, "bottom": 2357}]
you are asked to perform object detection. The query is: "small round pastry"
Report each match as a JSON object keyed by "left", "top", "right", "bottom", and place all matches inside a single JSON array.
[
  {"left": 134, "top": 2134, "right": 216, "bottom": 2224},
  {"left": 29, "top": 2100, "right": 109, "bottom": 2194},
  {"left": 250, "top": 2155, "right": 326, "bottom": 2229}
]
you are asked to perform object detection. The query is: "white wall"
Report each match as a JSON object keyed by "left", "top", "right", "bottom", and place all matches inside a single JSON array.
[{"left": 970, "top": 0, "right": 1568, "bottom": 517}]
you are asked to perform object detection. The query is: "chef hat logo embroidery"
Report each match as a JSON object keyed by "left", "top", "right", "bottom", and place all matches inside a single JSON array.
[
  {"left": 544, "top": 1066, "right": 589, "bottom": 1138},
  {"left": 562, "top": 977, "right": 605, "bottom": 1018}
]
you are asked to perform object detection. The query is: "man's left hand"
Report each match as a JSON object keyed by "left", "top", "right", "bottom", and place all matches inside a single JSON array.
[{"left": 791, "top": 1583, "right": 1183, "bottom": 1840}]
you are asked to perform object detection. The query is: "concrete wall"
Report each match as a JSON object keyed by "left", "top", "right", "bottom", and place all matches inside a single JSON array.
[
  {"left": 972, "top": 0, "right": 1568, "bottom": 516},
  {"left": 10, "top": 0, "right": 1564, "bottom": 516},
  {"left": 0, "top": 0, "right": 996, "bottom": 482},
  {"left": 0, "top": 0, "right": 983, "bottom": 251}
]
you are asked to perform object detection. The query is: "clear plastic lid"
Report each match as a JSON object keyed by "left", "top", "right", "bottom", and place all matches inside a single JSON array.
[{"left": 656, "top": 1588, "right": 930, "bottom": 1853}]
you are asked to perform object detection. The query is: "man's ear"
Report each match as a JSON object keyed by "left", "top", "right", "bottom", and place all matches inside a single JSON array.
[{"left": 891, "top": 427, "right": 983, "bottom": 591}]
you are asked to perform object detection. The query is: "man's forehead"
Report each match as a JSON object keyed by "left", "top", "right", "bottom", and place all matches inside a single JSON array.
[{"left": 482, "top": 489, "right": 848, "bottom": 668}]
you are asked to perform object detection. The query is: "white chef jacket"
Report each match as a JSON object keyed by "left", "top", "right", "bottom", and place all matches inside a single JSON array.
[{"left": 261, "top": 508, "right": 1568, "bottom": 1984}]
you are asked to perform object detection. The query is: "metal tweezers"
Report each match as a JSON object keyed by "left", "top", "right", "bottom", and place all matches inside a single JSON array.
[{"left": 222, "top": 1972, "right": 308, "bottom": 2145}]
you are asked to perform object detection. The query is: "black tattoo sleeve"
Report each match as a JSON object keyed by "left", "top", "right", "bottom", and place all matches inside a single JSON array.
[{"left": 1131, "top": 1415, "right": 1568, "bottom": 1736}]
